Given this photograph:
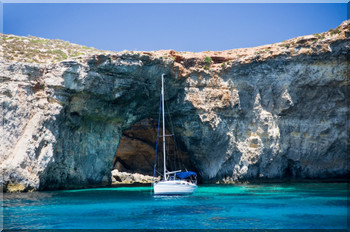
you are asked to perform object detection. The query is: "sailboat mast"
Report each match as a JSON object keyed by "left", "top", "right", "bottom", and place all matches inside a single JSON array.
[{"left": 161, "top": 74, "right": 167, "bottom": 181}]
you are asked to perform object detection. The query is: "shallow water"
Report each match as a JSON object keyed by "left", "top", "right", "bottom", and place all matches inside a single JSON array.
[{"left": 3, "top": 183, "right": 348, "bottom": 229}]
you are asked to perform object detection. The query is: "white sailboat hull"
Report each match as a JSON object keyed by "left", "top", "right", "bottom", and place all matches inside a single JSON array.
[{"left": 154, "top": 180, "right": 197, "bottom": 195}]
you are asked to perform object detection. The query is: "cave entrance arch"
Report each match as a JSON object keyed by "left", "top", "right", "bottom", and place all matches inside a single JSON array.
[{"left": 112, "top": 118, "right": 193, "bottom": 180}]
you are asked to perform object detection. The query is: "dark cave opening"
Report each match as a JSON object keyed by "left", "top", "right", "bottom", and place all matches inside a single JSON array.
[{"left": 112, "top": 118, "right": 194, "bottom": 179}]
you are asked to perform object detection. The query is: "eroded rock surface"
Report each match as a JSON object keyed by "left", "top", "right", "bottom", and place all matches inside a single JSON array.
[
  {"left": 1, "top": 20, "right": 349, "bottom": 191},
  {"left": 111, "top": 169, "right": 158, "bottom": 184}
]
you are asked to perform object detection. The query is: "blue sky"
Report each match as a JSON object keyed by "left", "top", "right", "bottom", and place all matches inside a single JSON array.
[{"left": 3, "top": 3, "right": 348, "bottom": 52}]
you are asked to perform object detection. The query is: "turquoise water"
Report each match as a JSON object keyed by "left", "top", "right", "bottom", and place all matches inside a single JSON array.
[{"left": 3, "top": 183, "right": 348, "bottom": 229}]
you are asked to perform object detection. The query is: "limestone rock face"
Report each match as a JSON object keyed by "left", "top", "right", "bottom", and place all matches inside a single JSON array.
[{"left": 1, "top": 20, "right": 349, "bottom": 191}]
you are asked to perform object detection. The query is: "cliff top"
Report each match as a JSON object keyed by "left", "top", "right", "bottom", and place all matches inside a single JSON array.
[
  {"left": 0, "top": 35, "right": 112, "bottom": 63},
  {"left": 1, "top": 20, "right": 349, "bottom": 69}
]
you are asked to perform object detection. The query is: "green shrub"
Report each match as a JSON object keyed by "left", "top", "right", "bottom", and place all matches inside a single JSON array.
[
  {"left": 279, "top": 43, "right": 290, "bottom": 48},
  {"left": 204, "top": 56, "right": 212, "bottom": 64},
  {"left": 313, "top": 33, "right": 325, "bottom": 40},
  {"left": 204, "top": 65, "right": 209, "bottom": 70},
  {"left": 31, "top": 39, "right": 47, "bottom": 44},
  {"left": 50, "top": 50, "right": 68, "bottom": 59},
  {"left": 329, "top": 28, "right": 341, "bottom": 35}
]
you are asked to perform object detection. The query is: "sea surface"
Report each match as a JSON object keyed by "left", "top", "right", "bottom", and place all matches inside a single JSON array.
[{"left": 3, "top": 183, "right": 348, "bottom": 230}]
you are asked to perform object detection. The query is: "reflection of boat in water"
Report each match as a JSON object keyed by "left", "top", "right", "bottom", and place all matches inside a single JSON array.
[{"left": 153, "top": 74, "right": 197, "bottom": 195}]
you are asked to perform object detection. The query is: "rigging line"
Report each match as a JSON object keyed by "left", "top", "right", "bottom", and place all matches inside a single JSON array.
[
  {"left": 164, "top": 93, "right": 177, "bottom": 171},
  {"left": 172, "top": 112, "right": 187, "bottom": 169},
  {"left": 153, "top": 91, "right": 162, "bottom": 181},
  {"left": 165, "top": 95, "right": 180, "bottom": 171},
  {"left": 164, "top": 94, "right": 183, "bottom": 171},
  {"left": 165, "top": 132, "right": 174, "bottom": 172}
]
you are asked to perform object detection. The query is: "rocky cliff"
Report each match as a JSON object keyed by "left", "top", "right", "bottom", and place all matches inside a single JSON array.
[{"left": 1, "top": 20, "right": 349, "bottom": 192}]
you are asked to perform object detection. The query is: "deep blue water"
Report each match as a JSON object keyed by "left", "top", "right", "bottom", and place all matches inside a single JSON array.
[{"left": 3, "top": 183, "right": 348, "bottom": 229}]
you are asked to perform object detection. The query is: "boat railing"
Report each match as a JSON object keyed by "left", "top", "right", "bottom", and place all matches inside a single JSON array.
[{"left": 166, "top": 170, "right": 182, "bottom": 175}]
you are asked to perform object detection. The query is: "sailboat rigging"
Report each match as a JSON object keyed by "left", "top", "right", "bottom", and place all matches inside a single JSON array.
[{"left": 153, "top": 74, "right": 197, "bottom": 195}]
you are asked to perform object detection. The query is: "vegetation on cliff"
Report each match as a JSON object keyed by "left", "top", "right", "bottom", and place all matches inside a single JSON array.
[{"left": 1, "top": 34, "right": 111, "bottom": 63}]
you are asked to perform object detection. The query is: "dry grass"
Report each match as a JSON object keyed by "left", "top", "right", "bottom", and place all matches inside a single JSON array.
[{"left": 1, "top": 34, "right": 111, "bottom": 63}]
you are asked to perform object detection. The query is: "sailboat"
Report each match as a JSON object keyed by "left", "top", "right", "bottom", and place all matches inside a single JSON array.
[{"left": 153, "top": 74, "right": 197, "bottom": 195}]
